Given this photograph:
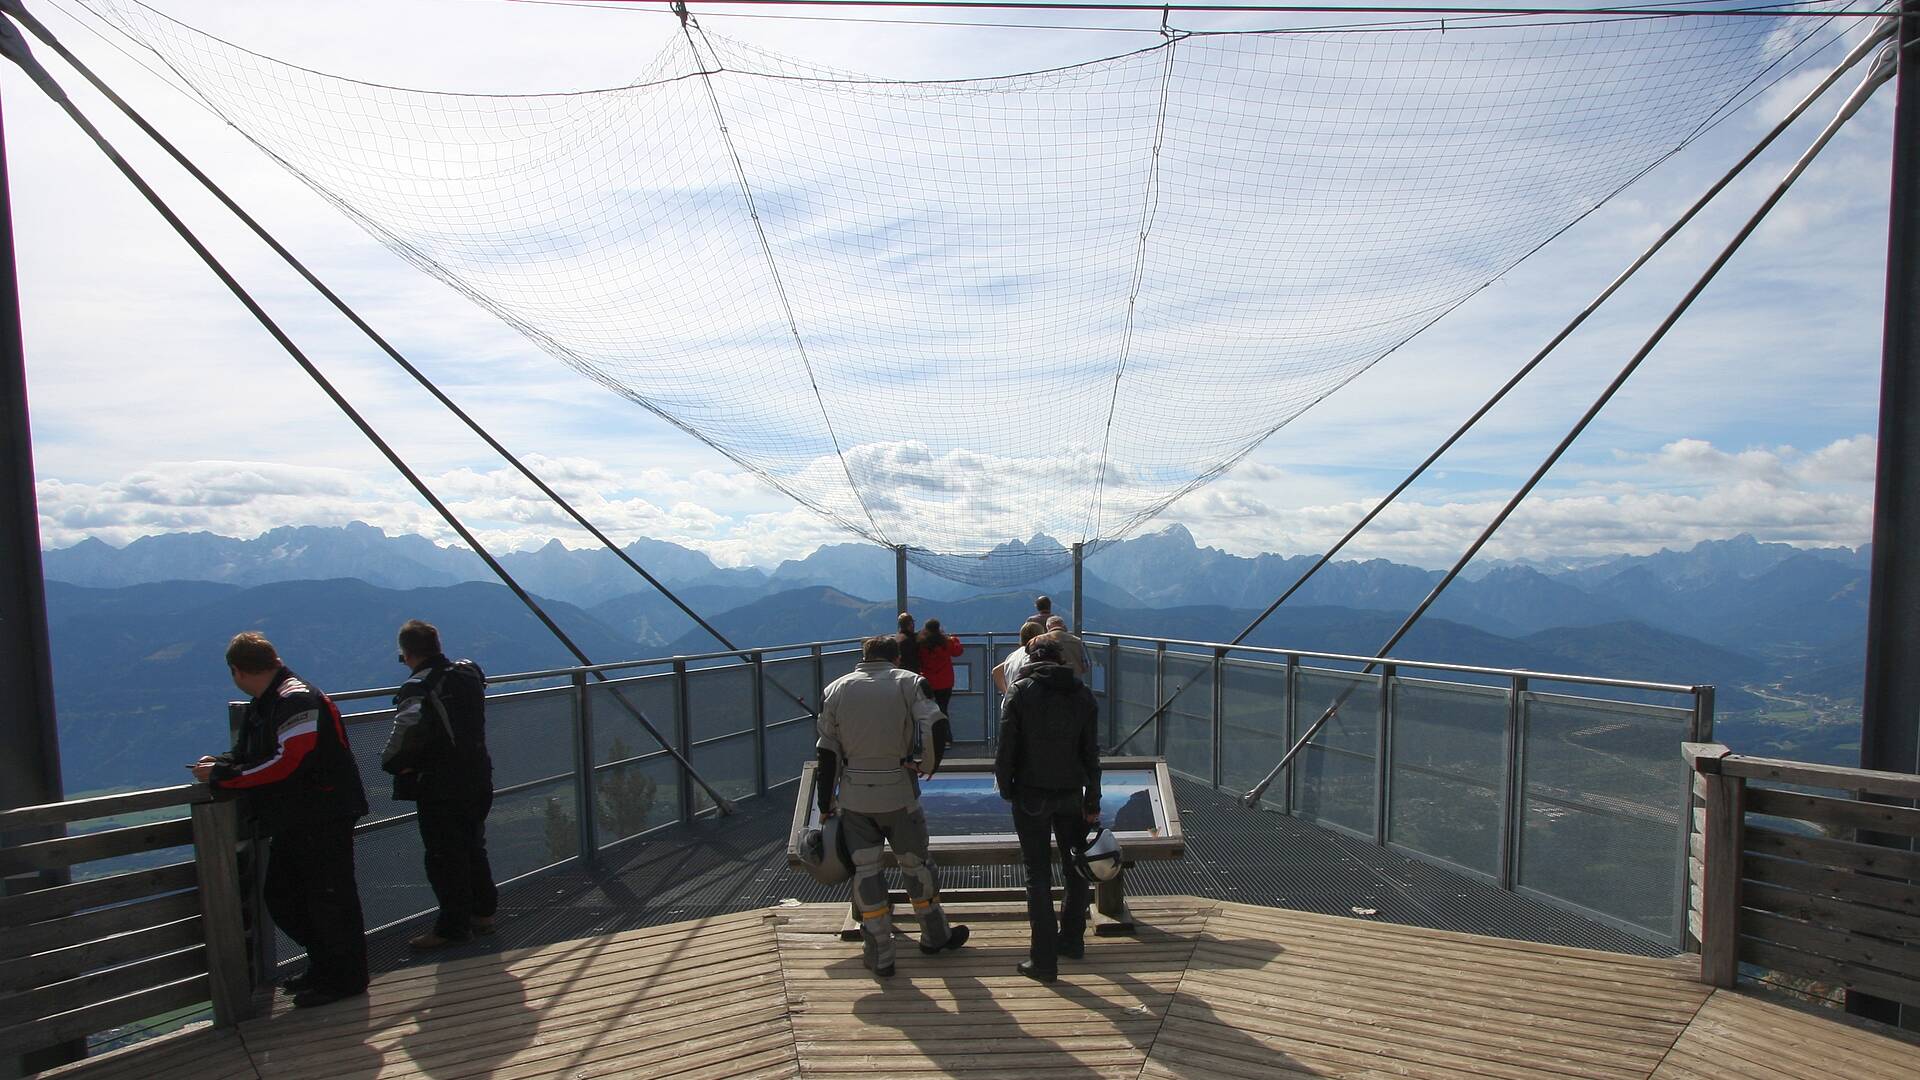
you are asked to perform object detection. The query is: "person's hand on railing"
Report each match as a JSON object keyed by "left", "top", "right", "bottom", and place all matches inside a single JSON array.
[{"left": 188, "top": 755, "right": 217, "bottom": 783}]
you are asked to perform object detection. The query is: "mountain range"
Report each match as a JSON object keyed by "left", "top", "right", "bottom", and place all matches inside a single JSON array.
[{"left": 38, "top": 523, "right": 1872, "bottom": 793}]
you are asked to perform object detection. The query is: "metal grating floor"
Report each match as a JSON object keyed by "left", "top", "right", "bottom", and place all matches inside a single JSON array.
[{"left": 363, "top": 773, "right": 1673, "bottom": 976}]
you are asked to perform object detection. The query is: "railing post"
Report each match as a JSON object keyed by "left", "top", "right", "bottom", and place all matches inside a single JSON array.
[
  {"left": 229, "top": 701, "right": 274, "bottom": 986},
  {"left": 986, "top": 634, "right": 1000, "bottom": 749},
  {"left": 189, "top": 797, "right": 255, "bottom": 1027},
  {"left": 570, "top": 670, "right": 596, "bottom": 868},
  {"left": 751, "top": 651, "right": 767, "bottom": 797},
  {"left": 811, "top": 645, "right": 825, "bottom": 731},
  {"left": 1691, "top": 685, "right": 1716, "bottom": 743},
  {"left": 1152, "top": 641, "right": 1167, "bottom": 757},
  {"left": 674, "top": 659, "right": 693, "bottom": 822},
  {"left": 1500, "top": 675, "right": 1526, "bottom": 890},
  {"left": 1210, "top": 648, "right": 1225, "bottom": 788},
  {"left": 1374, "top": 663, "right": 1394, "bottom": 845},
  {"left": 1689, "top": 743, "right": 1743, "bottom": 988},
  {"left": 1283, "top": 654, "right": 1298, "bottom": 814},
  {"left": 1106, "top": 636, "right": 1120, "bottom": 749}
]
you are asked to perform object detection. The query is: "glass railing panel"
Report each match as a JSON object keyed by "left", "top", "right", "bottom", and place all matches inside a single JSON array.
[
  {"left": 1161, "top": 652, "right": 1213, "bottom": 783},
  {"left": 593, "top": 753, "right": 679, "bottom": 848},
  {"left": 692, "top": 731, "right": 757, "bottom": 813},
  {"left": 764, "top": 716, "right": 817, "bottom": 788},
  {"left": 946, "top": 643, "right": 989, "bottom": 745},
  {"left": 1221, "top": 656, "right": 1288, "bottom": 806},
  {"left": 1113, "top": 645, "right": 1158, "bottom": 754},
  {"left": 1388, "top": 677, "right": 1506, "bottom": 879},
  {"left": 587, "top": 670, "right": 677, "bottom": 766},
  {"left": 760, "top": 656, "right": 816, "bottom": 725},
  {"left": 687, "top": 664, "right": 755, "bottom": 743},
  {"left": 1294, "top": 667, "right": 1377, "bottom": 836},
  {"left": 1518, "top": 690, "right": 1689, "bottom": 944}
]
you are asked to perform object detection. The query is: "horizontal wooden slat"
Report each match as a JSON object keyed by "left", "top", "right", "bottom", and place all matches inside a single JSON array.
[
  {"left": 0, "top": 787, "right": 202, "bottom": 835},
  {"left": 1720, "top": 755, "right": 1920, "bottom": 800},
  {"left": 0, "top": 861, "right": 197, "bottom": 929},
  {"left": 1, "top": 892, "right": 203, "bottom": 962},
  {"left": 1745, "top": 824, "right": 1920, "bottom": 881},
  {"left": 1739, "top": 908, "right": 1920, "bottom": 982},
  {"left": 1744, "top": 787, "right": 1920, "bottom": 839},
  {"left": 0, "top": 819, "right": 194, "bottom": 876},
  {"left": 1742, "top": 880, "right": 1920, "bottom": 947},
  {"left": 1743, "top": 852, "right": 1920, "bottom": 917},
  {"left": 0, "top": 975, "right": 207, "bottom": 1060},
  {"left": 0, "top": 917, "right": 203, "bottom": 996},
  {"left": 0, "top": 946, "right": 207, "bottom": 1030},
  {"left": 1741, "top": 937, "right": 1920, "bottom": 1009}
]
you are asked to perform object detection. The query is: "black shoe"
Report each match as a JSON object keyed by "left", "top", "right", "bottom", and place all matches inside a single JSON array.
[
  {"left": 1017, "top": 960, "right": 1057, "bottom": 984},
  {"left": 1055, "top": 939, "right": 1085, "bottom": 961},
  {"left": 278, "top": 971, "right": 316, "bottom": 995},
  {"left": 920, "top": 925, "right": 970, "bottom": 955},
  {"left": 874, "top": 963, "right": 895, "bottom": 978},
  {"left": 292, "top": 985, "right": 366, "bottom": 1009}
]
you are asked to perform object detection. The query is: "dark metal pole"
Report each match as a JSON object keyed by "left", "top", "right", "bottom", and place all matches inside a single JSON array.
[
  {"left": 0, "top": 50, "right": 84, "bottom": 1076},
  {"left": 895, "top": 545, "right": 908, "bottom": 616},
  {"left": 1853, "top": 0, "right": 1920, "bottom": 1031},
  {"left": 1072, "top": 542, "right": 1084, "bottom": 635}
]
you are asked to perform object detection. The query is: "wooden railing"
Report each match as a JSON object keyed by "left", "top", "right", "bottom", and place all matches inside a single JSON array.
[
  {"left": 0, "top": 785, "right": 255, "bottom": 1064},
  {"left": 1686, "top": 743, "right": 1920, "bottom": 1005}
]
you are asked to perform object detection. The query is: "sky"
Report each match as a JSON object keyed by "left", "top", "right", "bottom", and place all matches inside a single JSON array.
[{"left": 5, "top": 0, "right": 1898, "bottom": 573}]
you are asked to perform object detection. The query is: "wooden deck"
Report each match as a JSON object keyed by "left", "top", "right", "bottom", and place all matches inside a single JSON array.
[{"left": 40, "top": 897, "right": 1920, "bottom": 1079}]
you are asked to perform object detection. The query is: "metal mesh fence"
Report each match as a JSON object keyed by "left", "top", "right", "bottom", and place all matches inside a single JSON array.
[
  {"left": 1388, "top": 677, "right": 1506, "bottom": 880},
  {"left": 1517, "top": 691, "right": 1689, "bottom": 941},
  {"left": 1294, "top": 667, "right": 1377, "bottom": 838},
  {"left": 1161, "top": 652, "right": 1213, "bottom": 783},
  {"left": 1114, "top": 645, "right": 1158, "bottom": 754},
  {"left": 1221, "top": 657, "right": 1289, "bottom": 810}
]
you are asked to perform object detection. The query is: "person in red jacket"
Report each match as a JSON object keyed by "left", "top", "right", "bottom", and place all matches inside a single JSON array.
[
  {"left": 191, "top": 632, "right": 369, "bottom": 1008},
  {"left": 916, "top": 619, "right": 965, "bottom": 763}
]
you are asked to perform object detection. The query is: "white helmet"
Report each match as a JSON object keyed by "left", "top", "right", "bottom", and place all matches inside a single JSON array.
[
  {"left": 798, "top": 815, "right": 853, "bottom": 885},
  {"left": 1074, "top": 826, "right": 1122, "bottom": 882}
]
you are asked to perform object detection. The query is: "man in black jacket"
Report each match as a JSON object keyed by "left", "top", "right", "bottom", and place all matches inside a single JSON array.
[
  {"left": 191, "top": 632, "right": 369, "bottom": 1008},
  {"left": 994, "top": 638, "right": 1101, "bottom": 983},
  {"left": 381, "top": 620, "right": 497, "bottom": 949}
]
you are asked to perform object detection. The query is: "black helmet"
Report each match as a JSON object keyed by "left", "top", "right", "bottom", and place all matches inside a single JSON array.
[
  {"left": 1073, "top": 826, "right": 1122, "bottom": 883},
  {"left": 798, "top": 814, "right": 853, "bottom": 885}
]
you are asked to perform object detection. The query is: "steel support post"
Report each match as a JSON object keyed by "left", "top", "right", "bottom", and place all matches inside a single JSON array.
[
  {"left": 751, "top": 651, "right": 767, "bottom": 796},
  {"left": 1855, "top": 1, "right": 1920, "bottom": 1029},
  {"left": 1072, "top": 542, "right": 1084, "bottom": 635},
  {"left": 1151, "top": 641, "right": 1167, "bottom": 757},
  {"left": 1499, "top": 676, "right": 1526, "bottom": 890},
  {"left": 570, "top": 670, "right": 596, "bottom": 867},
  {"left": 1210, "top": 649, "right": 1225, "bottom": 788},
  {"left": 895, "top": 545, "right": 908, "bottom": 617},
  {"left": 1374, "top": 663, "right": 1394, "bottom": 845},
  {"left": 1106, "top": 637, "right": 1120, "bottom": 747},
  {"left": 1283, "top": 655, "right": 1298, "bottom": 814},
  {"left": 0, "top": 78, "right": 60, "bottom": 827},
  {"left": 673, "top": 660, "right": 694, "bottom": 822}
]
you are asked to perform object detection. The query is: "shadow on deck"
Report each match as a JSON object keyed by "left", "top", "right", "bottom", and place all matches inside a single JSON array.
[{"left": 45, "top": 897, "right": 1920, "bottom": 1079}]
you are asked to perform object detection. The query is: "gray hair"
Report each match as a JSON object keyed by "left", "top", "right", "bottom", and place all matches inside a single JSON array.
[{"left": 1046, "top": 616, "right": 1066, "bottom": 630}]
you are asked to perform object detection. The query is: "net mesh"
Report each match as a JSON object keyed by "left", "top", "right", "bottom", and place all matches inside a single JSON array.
[{"left": 84, "top": 2, "right": 1837, "bottom": 585}]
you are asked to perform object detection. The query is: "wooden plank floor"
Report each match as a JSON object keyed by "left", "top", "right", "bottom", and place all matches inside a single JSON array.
[{"left": 35, "top": 896, "right": 1920, "bottom": 1079}]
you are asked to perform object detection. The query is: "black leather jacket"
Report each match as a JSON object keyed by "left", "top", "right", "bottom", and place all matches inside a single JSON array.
[
  {"left": 381, "top": 655, "right": 493, "bottom": 802},
  {"left": 211, "top": 667, "right": 368, "bottom": 832},
  {"left": 995, "top": 662, "right": 1101, "bottom": 814}
]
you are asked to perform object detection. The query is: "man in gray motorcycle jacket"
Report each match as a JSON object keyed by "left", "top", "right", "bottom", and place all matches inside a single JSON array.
[{"left": 815, "top": 635, "right": 971, "bottom": 976}]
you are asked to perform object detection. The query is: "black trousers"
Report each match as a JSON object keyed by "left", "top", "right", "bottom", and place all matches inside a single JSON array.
[
  {"left": 417, "top": 792, "right": 498, "bottom": 937},
  {"left": 1011, "top": 790, "right": 1092, "bottom": 971},
  {"left": 265, "top": 818, "right": 368, "bottom": 992}
]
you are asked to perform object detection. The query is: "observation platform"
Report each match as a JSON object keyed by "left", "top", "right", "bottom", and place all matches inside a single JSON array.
[{"left": 44, "top": 896, "right": 1920, "bottom": 1080}]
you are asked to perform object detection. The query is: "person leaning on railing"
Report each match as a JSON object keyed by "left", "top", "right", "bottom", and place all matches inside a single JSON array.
[{"left": 190, "top": 631, "right": 370, "bottom": 1009}]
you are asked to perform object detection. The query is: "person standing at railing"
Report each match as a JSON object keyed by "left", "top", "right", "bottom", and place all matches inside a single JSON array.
[
  {"left": 816, "top": 635, "right": 971, "bottom": 977},
  {"left": 1041, "top": 616, "right": 1090, "bottom": 680},
  {"left": 381, "top": 619, "right": 498, "bottom": 950},
  {"left": 190, "top": 632, "right": 369, "bottom": 1009},
  {"left": 993, "top": 620, "right": 1048, "bottom": 694},
  {"left": 995, "top": 637, "right": 1101, "bottom": 984},
  {"left": 894, "top": 612, "right": 922, "bottom": 675},
  {"left": 916, "top": 619, "right": 965, "bottom": 763}
]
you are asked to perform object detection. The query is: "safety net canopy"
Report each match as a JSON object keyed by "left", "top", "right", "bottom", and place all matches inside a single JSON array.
[{"left": 86, "top": 1, "right": 1840, "bottom": 584}]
